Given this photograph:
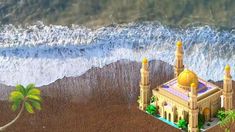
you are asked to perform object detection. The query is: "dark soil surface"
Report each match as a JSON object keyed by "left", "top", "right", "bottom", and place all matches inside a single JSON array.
[{"left": 0, "top": 60, "right": 233, "bottom": 132}]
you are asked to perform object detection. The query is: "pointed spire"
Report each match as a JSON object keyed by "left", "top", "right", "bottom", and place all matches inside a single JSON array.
[
  {"left": 190, "top": 83, "right": 197, "bottom": 95},
  {"left": 223, "top": 64, "right": 233, "bottom": 110},
  {"left": 174, "top": 40, "right": 184, "bottom": 77},
  {"left": 141, "top": 57, "right": 149, "bottom": 85},
  {"left": 142, "top": 57, "right": 148, "bottom": 64},
  {"left": 139, "top": 57, "right": 150, "bottom": 110},
  {"left": 188, "top": 83, "right": 198, "bottom": 132},
  {"left": 176, "top": 40, "right": 182, "bottom": 47},
  {"left": 225, "top": 64, "right": 230, "bottom": 71},
  {"left": 189, "top": 83, "right": 197, "bottom": 102},
  {"left": 225, "top": 64, "right": 231, "bottom": 78}
]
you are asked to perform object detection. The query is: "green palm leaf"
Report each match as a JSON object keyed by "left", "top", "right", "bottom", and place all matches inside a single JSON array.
[
  {"left": 29, "top": 99, "right": 41, "bottom": 110},
  {"left": 9, "top": 83, "right": 42, "bottom": 114},
  {"left": 11, "top": 100, "right": 21, "bottom": 111},
  {"left": 15, "top": 84, "right": 26, "bottom": 96},
  {"left": 27, "top": 95, "right": 41, "bottom": 102},
  {"left": 26, "top": 83, "right": 35, "bottom": 93},
  {"left": 9, "top": 91, "right": 24, "bottom": 102},
  {"left": 24, "top": 102, "right": 34, "bottom": 114},
  {"left": 219, "top": 110, "right": 235, "bottom": 131},
  {"left": 27, "top": 88, "right": 41, "bottom": 96}
]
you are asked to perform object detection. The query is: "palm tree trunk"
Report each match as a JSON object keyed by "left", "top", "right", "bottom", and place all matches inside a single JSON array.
[{"left": 0, "top": 102, "right": 25, "bottom": 131}]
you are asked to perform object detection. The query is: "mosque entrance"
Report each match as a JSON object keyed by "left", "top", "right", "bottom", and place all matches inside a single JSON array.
[{"left": 203, "top": 108, "right": 211, "bottom": 121}]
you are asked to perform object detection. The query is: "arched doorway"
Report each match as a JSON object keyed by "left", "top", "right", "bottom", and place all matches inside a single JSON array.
[
  {"left": 175, "top": 113, "right": 178, "bottom": 122},
  {"left": 168, "top": 113, "right": 171, "bottom": 121},
  {"left": 156, "top": 106, "right": 160, "bottom": 114},
  {"left": 164, "top": 111, "right": 167, "bottom": 119},
  {"left": 203, "top": 108, "right": 210, "bottom": 121},
  {"left": 179, "top": 116, "right": 181, "bottom": 121}
]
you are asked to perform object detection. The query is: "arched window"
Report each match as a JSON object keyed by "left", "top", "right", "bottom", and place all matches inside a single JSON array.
[
  {"left": 175, "top": 113, "right": 178, "bottom": 122},
  {"left": 168, "top": 113, "right": 171, "bottom": 121}
]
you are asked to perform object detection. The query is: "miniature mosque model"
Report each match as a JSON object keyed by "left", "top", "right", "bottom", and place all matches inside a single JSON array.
[{"left": 138, "top": 41, "right": 233, "bottom": 132}]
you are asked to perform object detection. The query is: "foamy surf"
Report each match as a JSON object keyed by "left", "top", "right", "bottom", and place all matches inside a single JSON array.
[{"left": 0, "top": 22, "right": 234, "bottom": 86}]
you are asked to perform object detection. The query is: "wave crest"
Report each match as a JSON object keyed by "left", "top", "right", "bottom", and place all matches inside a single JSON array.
[{"left": 0, "top": 22, "right": 234, "bottom": 86}]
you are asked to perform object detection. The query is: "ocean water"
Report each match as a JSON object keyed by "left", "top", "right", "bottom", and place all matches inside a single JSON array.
[{"left": 0, "top": 22, "right": 234, "bottom": 86}]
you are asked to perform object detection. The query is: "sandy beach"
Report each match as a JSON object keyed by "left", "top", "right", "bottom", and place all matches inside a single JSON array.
[{"left": 0, "top": 60, "right": 233, "bottom": 132}]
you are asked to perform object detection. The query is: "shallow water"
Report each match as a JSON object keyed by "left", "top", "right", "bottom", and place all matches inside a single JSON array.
[
  {"left": 1, "top": 0, "right": 235, "bottom": 29},
  {"left": 0, "top": 23, "right": 234, "bottom": 86}
]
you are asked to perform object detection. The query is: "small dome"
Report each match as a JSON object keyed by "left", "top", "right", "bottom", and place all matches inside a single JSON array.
[
  {"left": 176, "top": 41, "right": 182, "bottom": 47},
  {"left": 142, "top": 58, "right": 148, "bottom": 64},
  {"left": 178, "top": 69, "right": 198, "bottom": 89},
  {"left": 191, "top": 83, "right": 196, "bottom": 88},
  {"left": 225, "top": 64, "right": 230, "bottom": 71}
]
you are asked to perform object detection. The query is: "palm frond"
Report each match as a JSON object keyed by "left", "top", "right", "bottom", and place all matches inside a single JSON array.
[
  {"left": 24, "top": 101, "right": 34, "bottom": 114},
  {"left": 26, "top": 95, "right": 42, "bottom": 102},
  {"left": 219, "top": 111, "right": 234, "bottom": 127},
  {"left": 220, "top": 118, "right": 230, "bottom": 127},
  {"left": 26, "top": 83, "right": 35, "bottom": 93},
  {"left": 27, "top": 88, "right": 41, "bottom": 96},
  {"left": 11, "top": 100, "right": 21, "bottom": 112},
  {"left": 29, "top": 99, "right": 41, "bottom": 110},
  {"left": 9, "top": 91, "right": 24, "bottom": 102},
  {"left": 15, "top": 84, "right": 26, "bottom": 96}
]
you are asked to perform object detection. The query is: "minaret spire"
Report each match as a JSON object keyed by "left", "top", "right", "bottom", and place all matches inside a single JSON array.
[
  {"left": 139, "top": 58, "right": 150, "bottom": 110},
  {"left": 223, "top": 64, "right": 233, "bottom": 110},
  {"left": 188, "top": 83, "right": 198, "bottom": 132},
  {"left": 174, "top": 41, "right": 184, "bottom": 77}
]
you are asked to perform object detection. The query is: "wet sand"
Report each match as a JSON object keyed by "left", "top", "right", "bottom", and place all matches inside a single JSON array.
[{"left": 0, "top": 60, "right": 233, "bottom": 132}]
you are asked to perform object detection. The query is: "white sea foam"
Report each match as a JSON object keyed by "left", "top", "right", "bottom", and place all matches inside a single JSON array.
[{"left": 0, "top": 22, "right": 234, "bottom": 86}]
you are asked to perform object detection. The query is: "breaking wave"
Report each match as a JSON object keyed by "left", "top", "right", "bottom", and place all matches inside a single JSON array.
[{"left": 0, "top": 22, "right": 234, "bottom": 86}]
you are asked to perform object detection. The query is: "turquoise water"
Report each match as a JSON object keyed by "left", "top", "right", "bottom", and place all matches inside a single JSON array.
[
  {"left": 146, "top": 112, "right": 179, "bottom": 129},
  {"left": 156, "top": 116, "right": 179, "bottom": 129}
]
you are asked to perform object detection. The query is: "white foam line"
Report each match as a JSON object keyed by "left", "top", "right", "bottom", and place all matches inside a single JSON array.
[{"left": 0, "top": 22, "right": 234, "bottom": 86}]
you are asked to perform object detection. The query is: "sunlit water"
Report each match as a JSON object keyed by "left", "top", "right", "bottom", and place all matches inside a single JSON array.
[{"left": 0, "top": 22, "right": 234, "bottom": 86}]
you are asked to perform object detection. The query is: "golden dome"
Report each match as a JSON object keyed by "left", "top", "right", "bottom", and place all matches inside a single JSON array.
[
  {"left": 225, "top": 64, "right": 230, "bottom": 71},
  {"left": 142, "top": 58, "right": 148, "bottom": 64},
  {"left": 191, "top": 83, "right": 196, "bottom": 88},
  {"left": 176, "top": 41, "right": 182, "bottom": 47},
  {"left": 177, "top": 69, "right": 199, "bottom": 89}
]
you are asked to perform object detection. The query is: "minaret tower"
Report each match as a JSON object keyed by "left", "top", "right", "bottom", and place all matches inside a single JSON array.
[
  {"left": 174, "top": 41, "right": 184, "bottom": 77},
  {"left": 139, "top": 58, "right": 150, "bottom": 110},
  {"left": 188, "top": 83, "right": 198, "bottom": 132},
  {"left": 223, "top": 64, "right": 233, "bottom": 111}
]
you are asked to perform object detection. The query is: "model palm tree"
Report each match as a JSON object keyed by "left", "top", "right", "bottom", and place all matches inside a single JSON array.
[
  {"left": 177, "top": 119, "right": 187, "bottom": 130},
  {"left": 146, "top": 104, "right": 157, "bottom": 115},
  {"left": 219, "top": 110, "right": 235, "bottom": 132},
  {"left": 0, "top": 84, "right": 42, "bottom": 131}
]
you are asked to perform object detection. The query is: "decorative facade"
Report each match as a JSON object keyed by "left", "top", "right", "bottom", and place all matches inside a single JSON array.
[{"left": 138, "top": 41, "right": 233, "bottom": 132}]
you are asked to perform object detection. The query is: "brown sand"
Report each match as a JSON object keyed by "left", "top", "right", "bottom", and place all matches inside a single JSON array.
[{"left": 0, "top": 60, "right": 233, "bottom": 132}]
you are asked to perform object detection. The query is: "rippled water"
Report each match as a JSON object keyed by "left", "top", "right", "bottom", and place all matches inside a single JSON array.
[
  {"left": 0, "top": 22, "right": 234, "bottom": 86},
  {"left": 1, "top": 0, "right": 235, "bottom": 28}
]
